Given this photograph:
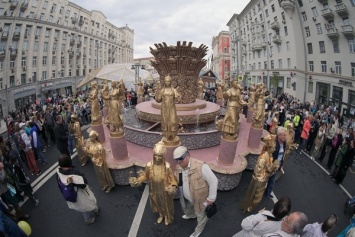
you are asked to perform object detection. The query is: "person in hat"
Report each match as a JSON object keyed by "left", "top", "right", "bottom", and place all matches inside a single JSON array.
[
  {"left": 129, "top": 141, "right": 177, "bottom": 225},
  {"left": 240, "top": 134, "right": 279, "bottom": 213},
  {"left": 173, "top": 146, "right": 218, "bottom": 237}
]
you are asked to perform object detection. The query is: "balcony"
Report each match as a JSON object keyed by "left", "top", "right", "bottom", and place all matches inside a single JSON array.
[
  {"left": 241, "top": 40, "right": 247, "bottom": 46},
  {"left": 317, "top": 0, "right": 327, "bottom": 3},
  {"left": 70, "top": 39, "right": 75, "bottom": 45},
  {"left": 321, "top": 8, "right": 334, "bottom": 20},
  {"left": 83, "top": 53, "right": 86, "bottom": 57},
  {"left": 10, "top": 1, "right": 18, "bottom": 10},
  {"left": 326, "top": 27, "right": 339, "bottom": 39},
  {"left": 76, "top": 52, "right": 81, "bottom": 58},
  {"left": 335, "top": 3, "right": 348, "bottom": 17},
  {"left": 13, "top": 32, "right": 20, "bottom": 39},
  {"left": 10, "top": 49, "right": 18, "bottom": 56},
  {"left": 252, "top": 43, "right": 263, "bottom": 51},
  {"left": 1, "top": 32, "right": 8, "bottom": 38},
  {"left": 280, "top": 0, "right": 295, "bottom": 14},
  {"left": 242, "top": 50, "right": 247, "bottom": 55},
  {"left": 77, "top": 41, "right": 82, "bottom": 47},
  {"left": 108, "top": 48, "right": 111, "bottom": 53},
  {"left": 272, "top": 35, "right": 282, "bottom": 44},
  {"left": 271, "top": 21, "right": 280, "bottom": 31},
  {"left": 71, "top": 17, "right": 78, "bottom": 24},
  {"left": 20, "top": 2, "right": 28, "bottom": 10},
  {"left": 341, "top": 25, "right": 355, "bottom": 38},
  {"left": 68, "top": 51, "right": 74, "bottom": 58},
  {"left": 79, "top": 19, "right": 84, "bottom": 26},
  {"left": 0, "top": 50, "right": 5, "bottom": 58},
  {"left": 261, "top": 42, "right": 267, "bottom": 48}
]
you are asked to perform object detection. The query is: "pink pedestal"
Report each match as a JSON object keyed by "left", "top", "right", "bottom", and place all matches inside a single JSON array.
[
  {"left": 247, "top": 110, "right": 253, "bottom": 123},
  {"left": 216, "top": 100, "right": 223, "bottom": 106},
  {"left": 91, "top": 123, "right": 105, "bottom": 143},
  {"left": 217, "top": 137, "right": 238, "bottom": 165},
  {"left": 248, "top": 126, "right": 263, "bottom": 149},
  {"left": 103, "top": 107, "right": 108, "bottom": 118},
  {"left": 165, "top": 143, "right": 181, "bottom": 170},
  {"left": 110, "top": 135, "right": 129, "bottom": 161}
]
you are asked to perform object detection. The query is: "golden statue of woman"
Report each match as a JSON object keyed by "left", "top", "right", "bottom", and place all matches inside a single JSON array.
[
  {"left": 240, "top": 135, "right": 280, "bottom": 213},
  {"left": 134, "top": 77, "right": 144, "bottom": 99},
  {"left": 197, "top": 78, "right": 204, "bottom": 99},
  {"left": 100, "top": 81, "right": 110, "bottom": 109},
  {"left": 252, "top": 83, "right": 267, "bottom": 129},
  {"left": 118, "top": 79, "right": 127, "bottom": 103},
  {"left": 285, "top": 123, "right": 295, "bottom": 154},
  {"left": 83, "top": 130, "right": 115, "bottom": 193},
  {"left": 269, "top": 112, "right": 279, "bottom": 135},
  {"left": 70, "top": 114, "right": 87, "bottom": 166},
  {"left": 155, "top": 75, "right": 181, "bottom": 145},
  {"left": 87, "top": 81, "right": 101, "bottom": 125},
  {"left": 216, "top": 79, "right": 247, "bottom": 141},
  {"left": 129, "top": 141, "right": 177, "bottom": 225},
  {"left": 248, "top": 82, "right": 256, "bottom": 109},
  {"left": 216, "top": 80, "right": 223, "bottom": 101},
  {"left": 107, "top": 81, "right": 124, "bottom": 137}
]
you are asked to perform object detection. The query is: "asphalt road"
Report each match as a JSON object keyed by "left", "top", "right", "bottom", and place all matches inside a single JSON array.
[{"left": 19, "top": 137, "right": 354, "bottom": 237}]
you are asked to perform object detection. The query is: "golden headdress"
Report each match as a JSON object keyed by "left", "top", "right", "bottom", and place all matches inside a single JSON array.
[{"left": 153, "top": 141, "right": 167, "bottom": 156}]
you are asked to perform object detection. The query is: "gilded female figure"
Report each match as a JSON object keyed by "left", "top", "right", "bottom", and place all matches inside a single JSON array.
[
  {"left": 134, "top": 77, "right": 144, "bottom": 99},
  {"left": 87, "top": 82, "right": 101, "bottom": 125},
  {"left": 217, "top": 79, "right": 247, "bottom": 141},
  {"left": 216, "top": 80, "right": 223, "bottom": 101},
  {"left": 70, "top": 114, "right": 87, "bottom": 166},
  {"left": 129, "top": 141, "right": 177, "bottom": 225},
  {"left": 100, "top": 81, "right": 110, "bottom": 109},
  {"left": 248, "top": 82, "right": 256, "bottom": 109},
  {"left": 155, "top": 75, "right": 181, "bottom": 144},
  {"left": 107, "top": 81, "right": 123, "bottom": 136},
  {"left": 197, "top": 78, "right": 204, "bottom": 100},
  {"left": 252, "top": 83, "right": 267, "bottom": 128},
  {"left": 240, "top": 135, "right": 279, "bottom": 213},
  {"left": 83, "top": 130, "right": 115, "bottom": 193}
]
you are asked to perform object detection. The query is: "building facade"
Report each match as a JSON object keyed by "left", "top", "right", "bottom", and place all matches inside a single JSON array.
[
  {"left": 227, "top": 0, "right": 355, "bottom": 116},
  {"left": 211, "top": 31, "right": 231, "bottom": 81},
  {"left": 0, "top": 0, "right": 134, "bottom": 116}
]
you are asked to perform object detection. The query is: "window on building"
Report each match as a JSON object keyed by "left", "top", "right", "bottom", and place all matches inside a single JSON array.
[
  {"left": 286, "top": 42, "right": 290, "bottom": 51},
  {"left": 349, "top": 38, "right": 355, "bottom": 53},
  {"left": 309, "top": 61, "right": 314, "bottom": 71},
  {"left": 307, "top": 43, "right": 313, "bottom": 54},
  {"left": 279, "top": 59, "right": 282, "bottom": 69},
  {"left": 0, "top": 62, "right": 3, "bottom": 70},
  {"left": 321, "top": 61, "right": 327, "bottom": 72},
  {"left": 265, "top": 9, "right": 269, "bottom": 17},
  {"left": 308, "top": 81, "right": 313, "bottom": 93},
  {"left": 42, "top": 1, "right": 48, "bottom": 9},
  {"left": 332, "top": 39, "right": 340, "bottom": 53},
  {"left": 43, "top": 56, "right": 47, "bottom": 65},
  {"left": 270, "top": 46, "right": 273, "bottom": 55},
  {"left": 258, "top": 62, "right": 261, "bottom": 69},
  {"left": 277, "top": 44, "right": 281, "bottom": 53},
  {"left": 33, "top": 56, "right": 37, "bottom": 66},
  {"left": 21, "top": 57, "right": 26, "bottom": 67},
  {"left": 45, "top": 29, "right": 50, "bottom": 37},
  {"left": 319, "top": 41, "right": 325, "bottom": 53},
  {"left": 284, "top": 26, "right": 288, "bottom": 36},
  {"left": 52, "top": 70, "right": 56, "bottom": 78},
  {"left": 42, "top": 71, "right": 47, "bottom": 80},
  {"left": 271, "top": 60, "right": 274, "bottom": 69},
  {"left": 264, "top": 61, "right": 268, "bottom": 69},
  {"left": 43, "top": 42, "right": 48, "bottom": 52},
  {"left": 61, "top": 56, "right": 64, "bottom": 65},
  {"left": 39, "top": 13, "right": 45, "bottom": 20},
  {"left": 335, "top": 61, "right": 341, "bottom": 74},
  {"left": 316, "top": 23, "right": 322, "bottom": 34},
  {"left": 287, "top": 58, "right": 291, "bottom": 68},
  {"left": 9, "top": 60, "right": 15, "bottom": 68},
  {"left": 343, "top": 17, "right": 350, "bottom": 26},
  {"left": 52, "top": 56, "right": 56, "bottom": 65},
  {"left": 351, "top": 63, "right": 355, "bottom": 77},
  {"left": 298, "top": 0, "right": 303, "bottom": 7},
  {"left": 311, "top": 7, "right": 318, "bottom": 17},
  {"left": 305, "top": 27, "right": 311, "bottom": 37},
  {"left": 60, "top": 6, "right": 64, "bottom": 14},
  {"left": 32, "top": 0, "right": 38, "bottom": 7},
  {"left": 302, "top": 12, "right": 307, "bottom": 21},
  {"left": 287, "top": 77, "right": 291, "bottom": 88},
  {"left": 271, "top": 4, "right": 275, "bottom": 12}
]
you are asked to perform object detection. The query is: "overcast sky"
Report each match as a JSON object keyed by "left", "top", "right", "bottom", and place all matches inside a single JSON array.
[{"left": 72, "top": 0, "right": 250, "bottom": 59}]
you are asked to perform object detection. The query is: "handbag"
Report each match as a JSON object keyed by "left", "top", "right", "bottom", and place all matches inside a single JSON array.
[
  {"left": 7, "top": 183, "right": 17, "bottom": 196},
  {"left": 205, "top": 202, "right": 217, "bottom": 218}
]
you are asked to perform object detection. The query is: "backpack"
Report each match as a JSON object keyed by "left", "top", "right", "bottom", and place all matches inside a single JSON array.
[
  {"left": 18, "top": 133, "right": 26, "bottom": 151},
  {"left": 57, "top": 176, "right": 77, "bottom": 202}
]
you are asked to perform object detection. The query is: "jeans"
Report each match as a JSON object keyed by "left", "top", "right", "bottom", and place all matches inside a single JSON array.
[
  {"left": 34, "top": 147, "right": 47, "bottom": 163},
  {"left": 68, "top": 135, "right": 74, "bottom": 154},
  {"left": 264, "top": 173, "right": 277, "bottom": 197},
  {"left": 82, "top": 206, "right": 99, "bottom": 223},
  {"left": 298, "top": 138, "right": 308, "bottom": 152}
]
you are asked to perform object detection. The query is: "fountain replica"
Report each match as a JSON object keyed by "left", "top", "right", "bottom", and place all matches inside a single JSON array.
[{"left": 84, "top": 41, "right": 268, "bottom": 190}]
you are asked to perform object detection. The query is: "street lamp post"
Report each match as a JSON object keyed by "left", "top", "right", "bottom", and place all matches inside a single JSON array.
[
  {"left": 95, "top": 42, "right": 102, "bottom": 85},
  {"left": 131, "top": 61, "right": 145, "bottom": 91}
]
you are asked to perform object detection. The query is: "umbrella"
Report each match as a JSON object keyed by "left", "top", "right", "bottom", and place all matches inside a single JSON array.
[{"left": 77, "top": 63, "right": 153, "bottom": 89}]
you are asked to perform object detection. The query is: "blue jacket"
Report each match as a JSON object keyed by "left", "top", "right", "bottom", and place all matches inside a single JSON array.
[{"left": 30, "top": 126, "right": 42, "bottom": 148}]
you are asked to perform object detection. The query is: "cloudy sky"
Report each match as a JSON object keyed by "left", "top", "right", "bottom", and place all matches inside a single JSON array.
[{"left": 72, "top": 0, "right": 250, "bottom": 59}]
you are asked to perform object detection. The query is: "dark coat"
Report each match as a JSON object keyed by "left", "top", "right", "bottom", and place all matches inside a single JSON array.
[
  {"left": 54, "top": 123, "right": 68, "bottom": 152},
  {"left": 272, "top": 138, "right": 286, "bottom": 169}
]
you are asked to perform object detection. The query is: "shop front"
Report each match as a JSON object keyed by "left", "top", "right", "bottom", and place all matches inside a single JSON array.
[
  {"left": 332, "top": 85, "right": 343, "bottom": 112},
  {"left": 41, "top": 82, "right": 54, "bottom": 98},
  {"left": 316, "top": 82, "right": 330, "bottom": 105},
  {"left": 54, "top": 80, "right": 73, "bottom": 97},
  {"left": 13, "top": 86, "right": 36, "bottom": 110}
]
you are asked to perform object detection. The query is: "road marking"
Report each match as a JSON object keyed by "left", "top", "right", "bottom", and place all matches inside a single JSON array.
[
  {"left": 301, "top": 150, "right": 352, "bottom": 198},
  {"left": 128, "top": 185, "right": 149, "bottom": 237}
]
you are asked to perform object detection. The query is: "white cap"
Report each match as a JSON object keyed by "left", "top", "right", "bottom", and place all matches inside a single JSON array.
[
  {"left": 173, "top": 146, "right": 187, "bottom": 159},
  {"left": 19, "top": 122, "right": 26, "bottom": 129}
]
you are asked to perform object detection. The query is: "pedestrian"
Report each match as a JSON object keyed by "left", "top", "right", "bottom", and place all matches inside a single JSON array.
[
  {"left": 333, "top": 139, "right": 355, "bottom": 184},
  {"left": 330, "top": 138, "right": 349, "bottom": 178},
  {"left": 298, "top": 115, "right": 312, "bottom": 154},
  {"left": 0, "top": 209, "right": 28, "bottom": 237},
  {"left": 57, "top": 154, "right": 99, "bottom": 224},
  {"left": 29, "top": 122, "right": 47, "bottom": 166},
  {"left": 301, "top": 214, "right": 337, "bottom": 237},
  {"left": 262, "top": 212, "right": 308, "bottom": 237},
  {"left": 311, "top": 121, "right": 326, "bottom": 160},
  {"left": 232, "top": 196, "right": 291, "bottom": 237},
  {"left": 54, "top": 115, "right": 70, "bottom": 156},
  {"left": 264, "top": 127, "right": 287, "bottom": 199},
  {"left": 173, "top": 146, "right": 218, "bottom": 237},
  {"left": 326, "top": 128, "right": 343, "bottom": 170},
  {"left": 44, "top": 108, "right": 56, "bottom": 144}
]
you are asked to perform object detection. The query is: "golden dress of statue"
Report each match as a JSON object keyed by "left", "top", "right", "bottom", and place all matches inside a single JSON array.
[
  {"left": 252, "top": 83, "right": 267, "bottom": 129},
  {"left": 197, "top": 78, "right": 204, "bottom": 100},
  {"left": 216, "top": 81, "right": 224, "bottom": 101},
  {"left": 155, "top": 75, "right": 181, "bottom": 145},
  {"left": 129, "top": 141, "right": 177, "bottom": 225},
  {"left": 70, "top": 114, "right": 87, "bottom": 166},
  {"left": 83, "top": 130, "right": 115, "bottom": 193},
  {"left": 100, "top": 81, "right": 110, "bottom": 109},
  {"left": 248, "top": 82, "right": 256, "bottom": 109},
  {"left": 88, "top": 82, "right": 101, "bottom": 125},
  {"left": 107, "top": 81, "right": 124, "bottom": 137},
  {"left": 240, "top": 135, "right": 280, "bottom": 213},
  {"left": 216, "top": 79, "right": 247, "bottom": 141},
  {"left": 118, "top": 79, "right": 127, "bottom": 103},
  {"left": 134, "top": 77, "right": 144, "bottom": 98},
  {"left": 285, "top": 123, "right": 295, "bottom": 155}
]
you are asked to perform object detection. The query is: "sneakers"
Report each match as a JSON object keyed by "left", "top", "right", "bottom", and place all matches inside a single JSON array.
[
  {"left": 85, "top": 217, "right": 95, "bottom": 224},
  {"left": 34, "top": 199, "right": 39, "bottom": 206},
  {"left": 36, "top": 170, "right": 42, "bottom": 175},
  {"left": 182, "top": 215, "right": 197, "bottom": 220},
  {"left": 189, "top": 231, "right": 202, "bottom": 237},
  {"left": 265, "top": 194, "right": 274, "bottom": 199}
]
